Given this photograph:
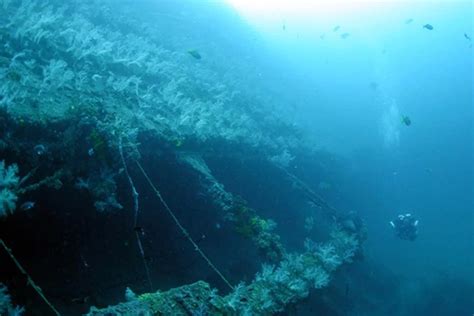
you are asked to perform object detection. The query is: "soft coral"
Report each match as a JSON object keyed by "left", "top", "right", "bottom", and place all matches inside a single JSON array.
[{"left": 0, "top": 160, "right": 19, "bottom": 217}]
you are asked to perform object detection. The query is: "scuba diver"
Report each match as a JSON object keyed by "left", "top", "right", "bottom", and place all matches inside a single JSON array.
[{"left": 390, "top": 213, "right": 419, "bottom": 241}]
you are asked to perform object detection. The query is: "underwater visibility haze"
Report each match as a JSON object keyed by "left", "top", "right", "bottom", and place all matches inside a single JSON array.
[{"left": 0, "top": 0, "right": 472, "bottom": 315}]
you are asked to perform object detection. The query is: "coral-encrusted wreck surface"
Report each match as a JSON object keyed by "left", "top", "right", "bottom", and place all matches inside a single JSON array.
[
  {"left": 1, "top": 0, "right": 366, "bottom": 315},
  {"left": 87, "top": 227, "right": 361, "bottom": 315}
]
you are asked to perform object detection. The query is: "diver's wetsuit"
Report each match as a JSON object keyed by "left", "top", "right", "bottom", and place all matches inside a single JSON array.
[{"left": 391, "top": 214, "right": 418, "bottom": 241}]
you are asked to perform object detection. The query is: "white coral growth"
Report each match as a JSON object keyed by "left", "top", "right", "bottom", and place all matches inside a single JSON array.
[
  {"left": 0, "top": 283, "right": 24, "bottom": 315},
  {"left": 0, "top": 160, "right": 19, "bottom": 217},
  {"left": 316, "top": 243, "right": 342, "bottom": 271}
]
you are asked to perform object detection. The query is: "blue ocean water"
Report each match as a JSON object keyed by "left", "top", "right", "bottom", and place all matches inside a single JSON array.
[
  {"left": 0, "top": 0, "right": 472, "bottom": 315},
  {"left": 226, "top": 1, "right": 473, "bottom": 313}
]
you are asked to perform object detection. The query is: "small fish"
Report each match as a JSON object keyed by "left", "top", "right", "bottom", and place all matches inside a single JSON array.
[
  {"left": 282, "top": 23, "right": 286, "bottom": 31},
  {"left": 423, "top": 24, "right": 434, "bottom": 30},
  {"left": 405, "top": 18, "right": 414, "bottom": 24},
  {"left": 20, "top": 201, "right": 35, "bottom": 211},
  {"left": 401, "top": 115, "right": 412, "bottom": 126},
  {"left": 369, "top": 82, "right": 378, "bottom": 90},
  {"left": 187, "top": 49, "right": 201, "bottom": 60},
  {"left": 340, "top": 33, "right": 350, "bottom": 39},
  {"left": 175, "top": 138, "right": 183, "bottom": 147},
  {"left": 464, "top": 33, "right": 471, "bottom": 41},
  {"left": 71, "top": 296, "right": 90, "bottom": 305},
  {"left": 87, "top": 148, "right": 95, "bottom": 156},
  {"left": 333, "top": 25, "right": 340, "bottom": 32}
]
